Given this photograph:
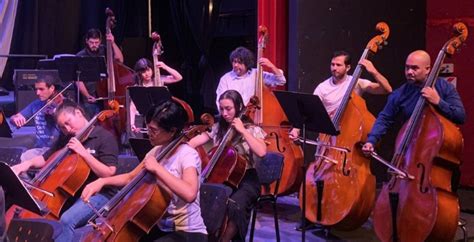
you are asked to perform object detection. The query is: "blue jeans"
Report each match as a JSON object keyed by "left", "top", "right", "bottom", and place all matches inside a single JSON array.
[{"left": 55, "top": 193, "right": 109, "bottom": 242}]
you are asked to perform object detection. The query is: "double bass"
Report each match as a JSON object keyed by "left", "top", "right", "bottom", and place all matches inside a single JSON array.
[
  {"left": 6, "top": 110, "right": 116, "bottom": 223},
  {"left": 253, "top": 26, "right": 304, "bottom": 195},
  {"left": 96, "top": 8, "right": 135, "bottom": 136},
  {"left": 150, "top": 32, "right": 194, "bottom": 123},
  {"left": 300, "top": 22, "right": 389, "bottom": 230},
  {"left": 372, "top": 22, "right": 467, "bottom": 242},
  {"left": 81, "top": 122, "right": 212, "bottom": 241}
]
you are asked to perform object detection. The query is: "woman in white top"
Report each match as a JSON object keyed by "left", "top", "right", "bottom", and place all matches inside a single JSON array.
[
  {"left": 129, "top": 58, "right": 183, "bottom": 133},
  {"left": 82, "top": 100, "right": 208, "bottom": 241}
]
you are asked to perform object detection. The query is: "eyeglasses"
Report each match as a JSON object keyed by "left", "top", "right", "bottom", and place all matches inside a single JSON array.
[{"left": 147, "top": 126, "right": 163, "bottom": 136}]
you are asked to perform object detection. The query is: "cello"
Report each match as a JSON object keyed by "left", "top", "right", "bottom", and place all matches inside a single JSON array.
[
  {"left": 80, "top": 122, "right": 212, "bottom": 241},
  {"left": 372, "top": 22, "right": 467, "bottom": 242},
  {"left": 150, "top": 32, "right": 194, "bottom": 123},
  {"left": 253, "top": 26, "right": 304, "bottom": 195},
  {"left": 6, "top": 110, "right": 116, "bottom": 223},
  {"left": 300, "top": 22, "right": 389, "bottom": 230},
  {"left": 96, "top": 8, "right": 135, "bottom": 136}
]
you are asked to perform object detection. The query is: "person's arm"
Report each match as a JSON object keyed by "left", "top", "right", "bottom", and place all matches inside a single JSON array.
[
  {"left": 188, "top": 132, "right": 211, "bottom": 148},
  {"left": 81, "top": 168, "right": 139, "bottom": 202},
  {"left": 260, "top": 58, "right": 286, "bottom": 86},
  {"left": 423, "top": 79, "right": 466, "bottom": 124},
  {"left": 11, "top": 155, "right": 46, "bottom": 175},
  {"left": 129, "top": 101, "right": 139, "bottom": 133},
  {"left": 106, "top": 33, "right": 124, "bottom": 63},
  {"left": 366, "top": 91, "right": 400, "bottom": 145},
  {"left": 359, "top": 59, "right": 392, "bottom": 94},
  {"left": 157, "top": 62, "right": 183, "bottom": 84},
  {"left": 233, "top": 119, "right": 267, "bottom": 157},
  {"left": 76, "top": 81, "right": 96, "bottom": 103},
  {"left": 67, "top": 137, "right": 116, "bottom": 177},
  {"left": 143, "top": 148, "right": 200, "bottom": 203}
]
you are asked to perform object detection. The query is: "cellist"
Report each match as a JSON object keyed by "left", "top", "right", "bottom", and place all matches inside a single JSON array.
[
  {"left": 188, "top": 90, "right": 267, "bottom": 242},
  {"left": 361, "top": 50, "right": 465, "bottom": 177},
  {"left": 76, "top": 28, "right": 124, "bottom": 118},
  {"left": 82, "top": 100, "right": 208, "bottom": 241},
  {"left": 215, "top": 46, "right": 286, "bottom": 108},
  {"left": 11, "top": 100, "right": 119, "bottom": 241}
]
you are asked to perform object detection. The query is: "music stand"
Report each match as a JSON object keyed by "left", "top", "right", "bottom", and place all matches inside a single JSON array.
[
  {"left": 0, "top": 162, "right": 46, "bottom": 216},
  {"left": 38, "top": 56, "right": 107, "bottom": 103},
  {"left": 273, "top": 90, "right": 338, "bottom": 242},
  {"left": 127, "top": 86, "right": 171, "bottom": 115},
  {"left": 129, "top": 138, "right": 154, "bottom": 161}
]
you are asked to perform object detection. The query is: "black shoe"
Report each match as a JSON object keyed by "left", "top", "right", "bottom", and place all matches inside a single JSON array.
[{"left": 295, "top": 219, "right": 317, "bottom": 231}]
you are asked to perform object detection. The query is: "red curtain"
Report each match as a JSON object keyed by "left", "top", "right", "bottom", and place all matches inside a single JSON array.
[{"left": 258, "top": 0, "right": 288, "bottom": 86}]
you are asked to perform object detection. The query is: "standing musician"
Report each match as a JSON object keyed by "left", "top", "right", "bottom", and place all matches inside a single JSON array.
[
  {"left": 129, "top": 58, "right": 183, "bottom": 133},
  {"left": 8, "top": 75, "right": 61, "bottom": 161},
  {"left": 76, "top": 28, "right": 124, "bottom": 118},
  {"left": 215, "top": 46, "right": 286, "bottom": 109},
  {"left": 188, "top": 90, "right": 267, "bottom": 242},
  {"left": 288, "top": 50, "right": 392, "bottom": 230},
  {"left": 82, "top": 100, "right": 208, "bottom": 242},
  {"left": 11, "top": 100, "right": 119, "bottom": 242},
  {"left": 361, "top": 50, "right": 465, "bottom": 165}
]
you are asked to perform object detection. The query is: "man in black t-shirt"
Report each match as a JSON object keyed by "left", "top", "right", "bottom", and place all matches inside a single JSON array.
[{"left": 76, "top": 28, "right": 124, "bottom": 118}]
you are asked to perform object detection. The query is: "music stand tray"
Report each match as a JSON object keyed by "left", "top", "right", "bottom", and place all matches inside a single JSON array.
[
  {"left": 0, "top": 162, "right": 45, "bottom": 215},
  {"left": 128, "top": 86, "right": 171, "bottom": 115}
]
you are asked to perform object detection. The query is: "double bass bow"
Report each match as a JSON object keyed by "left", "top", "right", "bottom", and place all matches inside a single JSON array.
[
  {"left": 300, "top": 22, "right": 389, "bottom": 230},
  {"left": 253, "top": 25, "right": 304, "bottom": 195},
  {"left": 372, "top": 22, "right": 467, "bottom": 242},
  {"left": 6, "top": 110, "right": 117, "bottom": 223}
]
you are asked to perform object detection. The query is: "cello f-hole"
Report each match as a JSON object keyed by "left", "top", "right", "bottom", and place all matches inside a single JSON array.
[
  {"left": 270, "top": 132, "right": 286, "bottom": 153},
  {"left": 341, "top": 152, "right": 351, "bottom": 176},
  {"left": 417, "top": 163, "right": 428, "bottom": 193}
]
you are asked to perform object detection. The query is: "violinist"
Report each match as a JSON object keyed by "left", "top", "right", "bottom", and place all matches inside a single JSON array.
[
  {"left": 362, "top": 50, "right": 466, "bottom": 159},
  {"left": 8, "top": 75, "right": 61, "bottom": 161},
  {"left": 288, "top": 50, "right": 392, "bottom": 230},
  {"left": 215, "top": 46, "right": 286, "bottom": 109},
  {"left": 188, "top": 90, "right": 267, "bottom": 242},
  {"left": 129, "top": 58, "right": 183, "bottom": 133},
  {"left": 82, "top": 100, "right": 208, "bottom": 242},
  {"left": 76, "top": 28, "right": 124, "bottom": 118},
  {"left": 12, "top": 100, "right": 119, "bottom": 242}
]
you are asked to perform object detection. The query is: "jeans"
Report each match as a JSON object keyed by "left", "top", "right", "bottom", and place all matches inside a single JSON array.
[{"left": 55, "top": 193, "right": 109, "bottom": 242}]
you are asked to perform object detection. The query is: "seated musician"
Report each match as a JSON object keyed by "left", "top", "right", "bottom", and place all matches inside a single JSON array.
[
  {"left": 362, "top": 50, "right": 466, "bottom": 164},
  {"left": 0, "top": 188, "right": 6, "bottom": 242},
  {"left": 7, "top": 75, "right": 61, "bottom": 161},
  {"left": 188, "top": 90, "right": 267, "bottom": 242},
  {"left": 129, "top": 58, "right": 183, "bottom": 134},
  {"left": 82, "top": 100, "right": 208, "bottom": 242},
  {"left": 12, "top": 100, "right": 119, "bottom": 242},
  {"left": 76, "top": 28, "right": 124, "bottom": 118}
]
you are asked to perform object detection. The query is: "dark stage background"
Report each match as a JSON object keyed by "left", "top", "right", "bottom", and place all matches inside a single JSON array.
[{"left": 2, "top": 0, "right": 472, "bottom": 187}]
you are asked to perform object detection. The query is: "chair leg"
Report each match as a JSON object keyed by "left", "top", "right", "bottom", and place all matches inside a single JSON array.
[
  {"left": 272, "top": 200, "right": 280, "bottom": 242},
  {"left": 249, "top": 207, "right": 258, "bottom": 242}
]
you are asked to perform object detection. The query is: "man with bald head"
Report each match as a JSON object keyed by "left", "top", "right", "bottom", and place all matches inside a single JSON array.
[{"left": 362, "top": 50, "right": 465, "bottom": 154}]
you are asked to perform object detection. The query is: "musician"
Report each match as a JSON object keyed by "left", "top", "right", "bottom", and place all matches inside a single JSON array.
[
  {"left": 76, "top": 28, "right": 124, "bottom": 118},
  {"left": 9, "top": 75, "right": 61, "bottom": 161},
  {"left": 288, "top": 50, "right": 392, "bottom": 230},
  {"left": 82, "top": 100, "right": 208, "bottom": 241},
  {"left": 215, "top": 46, "right": 286, "bottom": 109},
  {"left": 12, "top": 100, "right": 119, "bottom": 242},
  {"left": 129, "top": 58, "right": 183, "bottom": 133},
  {"left": 0, "top": 188, "right": 6, "bottom": 242},
  {"left": 361, "top": 50, "right": 465, "bottom": 154},
  {"left": 188, "top": 90, "right": 267, "bottom": 242}
]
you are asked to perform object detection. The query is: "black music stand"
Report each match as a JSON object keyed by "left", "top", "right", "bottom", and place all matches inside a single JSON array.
[
  {"left": 38, "top": 56, "right": 107, "bottom": 103},
  {"left": 273, "top": 90, "right": 338, "bottom": 242},
  {"left": 129, "top": 138, "right": 154, "bottom": 161},
  {"left": 128, "top": 86, "right": 171, "bottom": 115},
  {"left": 0, "top": 162, "right": 47, "bottom": 216}
]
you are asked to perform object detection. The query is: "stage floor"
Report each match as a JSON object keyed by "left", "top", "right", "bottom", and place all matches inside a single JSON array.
[{"left": 247, "top": 193, "right": 474, "bottom": 242}]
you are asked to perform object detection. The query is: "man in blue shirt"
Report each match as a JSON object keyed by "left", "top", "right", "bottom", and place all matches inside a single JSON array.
[
  {"left": 362, "top": 50, "right": 466, "bottom": 154},
  {"left": 10, "top": 75, "right": 61, "bottom": 161}
]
